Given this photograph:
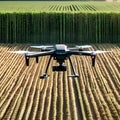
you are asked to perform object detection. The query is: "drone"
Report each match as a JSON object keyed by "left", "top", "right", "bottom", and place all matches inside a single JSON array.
[{"left": 9, "top": 44, "right": 109, "bottom": 79}]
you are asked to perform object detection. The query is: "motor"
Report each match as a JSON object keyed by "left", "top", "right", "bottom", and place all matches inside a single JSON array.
[
  {"left": 36, "top": 56, "right": 39, "bottom": 63},
  {"left": 91, "top": 55, "right": 96, "bottom": 67},
  {"left": 25, "top": 56, "right": 29, "bottom": 66}
]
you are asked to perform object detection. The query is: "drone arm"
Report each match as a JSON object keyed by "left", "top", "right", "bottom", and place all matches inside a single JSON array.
[
  {"left": 69, "top": 51, "right": 96, "bottom": 67},
  {"left": 70, "top": 50, "right": 110, "bottom": 67},
  {"left": 68, "top": 47, "right": 79, "bottom": 51},
  {"left": 26, "top": 50, "right": 54, "bottom": 58},
  {"left": 69, "top": 45, "right": 92, "bottom": 51},
  {"left": 69, "top": 51, "right": 92, "bottom": 56},
  {"left": 69, "top": 50, "right": 110, "bottom": 56}
]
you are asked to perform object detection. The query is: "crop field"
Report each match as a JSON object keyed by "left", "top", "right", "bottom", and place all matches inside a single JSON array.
[
  {"left": 0, "top": 1, "right": 120, "bottom": 44},
  {"left": 0, "top": 1, "right": 120, "bottom": 12},
  {"left": 0, "top": 44, "right": 120, "bottom": 120}
]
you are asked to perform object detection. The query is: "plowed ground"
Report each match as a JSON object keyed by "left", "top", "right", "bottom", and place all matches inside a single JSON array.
[{"left": 0, "top": 44, "right": 120, "bottom": 120}]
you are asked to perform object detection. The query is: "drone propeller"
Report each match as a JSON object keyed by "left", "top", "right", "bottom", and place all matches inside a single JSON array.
[
  {"left": 9, "top": 50, "right": 35, "bottom": 66},
  {"left": 8, "top": 50, "right": 34, "bottom": 55},
  {"left": 76, "top": 45, "right": 92, "bottom": 49},
  {"left": 90, "top": 50, "right": 110, "bottom": 67},
  {"left": 79, "top": 50, "right": 110, "bottom": 55},
  {"left": 90, "top": 50, "right": 110, "bottom": 55},
  {"left": 69, "top": 45, "right": 92, "bottom": 51},
  {"left": 30, "top": 45, "right": 53, "bottom": 51},
  {"left": 77, "top": 50, "right": 110, "bottom": 67}
]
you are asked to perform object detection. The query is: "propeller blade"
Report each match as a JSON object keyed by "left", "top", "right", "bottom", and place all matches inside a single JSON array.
[
  {"left": 30, "top": 45, "right": 54, "bottom": 51},
  {"left": 30, "top": 45, "right": 53, "bottom": 49},
  {"left": 69, "top": 45, "right": 92, "bottom": 51},
  {"left": 9, "top": 50, "right": 35, "bottom": 55},
  {"left": 79, "top": 50, "right": 110, "bottom": 55},
  {"left": 76, "top": 45, "right": 92, "bottom": 49},
  {"left": 91, "top": 50, "right": 110, "bottom": 55}
]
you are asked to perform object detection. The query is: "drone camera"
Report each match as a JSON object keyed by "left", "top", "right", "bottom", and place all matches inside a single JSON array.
[
  {"left": 79, "top": 48, "right": 83, "bottom": 51},
  {"left": 52, "top": 65, "right": 67, "bottom": 71}
]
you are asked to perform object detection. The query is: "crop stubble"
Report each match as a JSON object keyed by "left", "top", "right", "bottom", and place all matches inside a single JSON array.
[{"left": 0, "top": 44, "right": 120, "bottom": 120}]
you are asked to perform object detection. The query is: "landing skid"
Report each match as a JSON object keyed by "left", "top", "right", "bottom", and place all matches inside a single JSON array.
[
  {"left": 40, "top": 56, "right": 79, "bottom": 79},
  {"left": 40, "top": 73, "right": 49, "bottom": 79},
  {"left": 68, "top": 74, "right": 79, "bottom": 78}
]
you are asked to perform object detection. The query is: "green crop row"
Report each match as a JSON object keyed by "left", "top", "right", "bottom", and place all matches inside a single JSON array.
[
  {"left": 0, "top": 2, "right": 120, "bottom": 44},
  {"left": 0, "top": 12, "right": 120, "bottom": 44}
]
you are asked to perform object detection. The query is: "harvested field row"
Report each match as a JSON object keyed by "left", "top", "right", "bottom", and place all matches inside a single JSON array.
[{"left": 0, "top": 44, "right": 120, "bottom": 120}]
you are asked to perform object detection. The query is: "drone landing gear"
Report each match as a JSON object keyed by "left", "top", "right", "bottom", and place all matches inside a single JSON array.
[
  {"left": 40, "top": 56, "right": 52, "bottom": 79},
  {"left": 68, "top": 57, "right": 79, "bottom": 78},
  {"left": 40, "top": 56, "right": 79, "bottom": 79},
  {"left": 68, "top": 74, "right": 79, "bottom": 78},
  {"left": 40, "top": 73, "right": 49, "bottom": 79}
]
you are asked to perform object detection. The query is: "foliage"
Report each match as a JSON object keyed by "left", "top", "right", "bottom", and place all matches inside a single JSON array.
[{"left": 0, "top": 2, "right": 120, "bottom": 44}]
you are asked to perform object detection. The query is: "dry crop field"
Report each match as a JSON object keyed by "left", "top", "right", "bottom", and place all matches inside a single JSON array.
[{"left": 0, "top": 44, "right": 120, "bottom": 120}]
